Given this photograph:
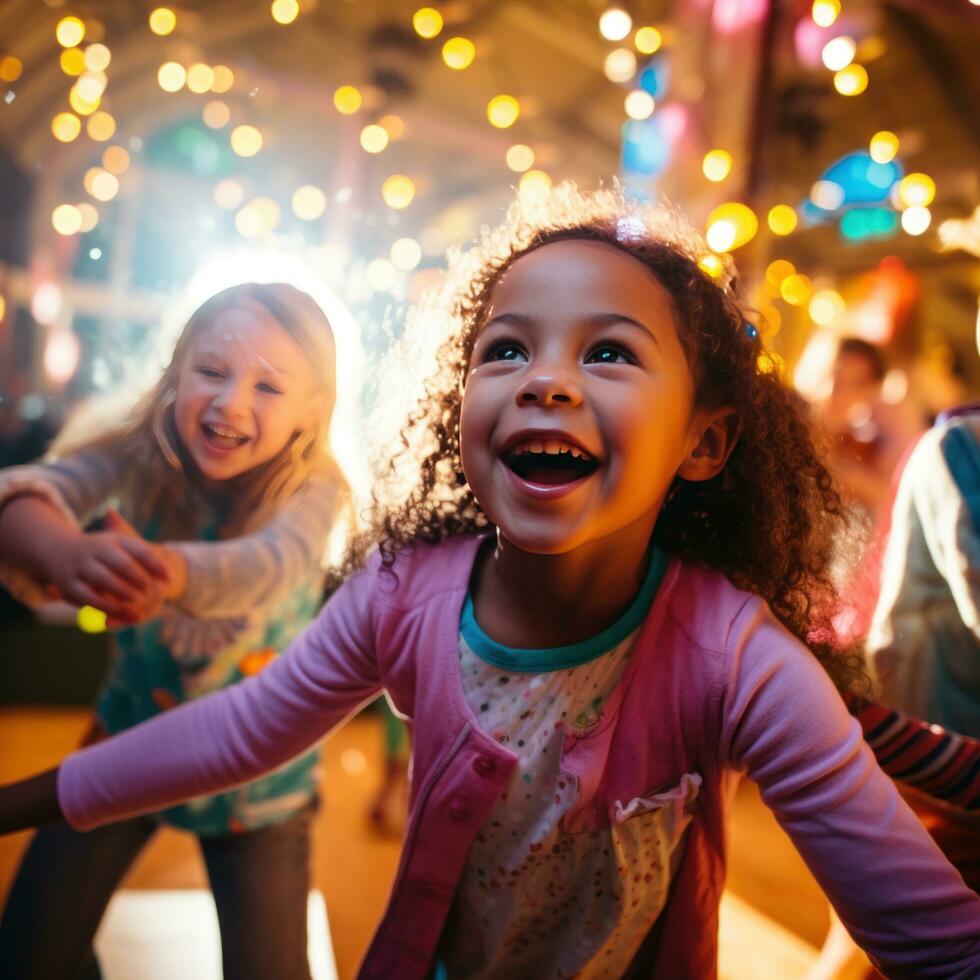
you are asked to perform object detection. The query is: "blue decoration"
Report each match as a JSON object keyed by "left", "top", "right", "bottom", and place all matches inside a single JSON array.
[{"left": 621, "top": 118, "right": 670, "bottom": 177}]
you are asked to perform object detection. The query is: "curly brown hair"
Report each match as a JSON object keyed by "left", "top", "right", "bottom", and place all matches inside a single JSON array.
[{"left": 348, "top": 184, "right": 867, "bottom": 692}]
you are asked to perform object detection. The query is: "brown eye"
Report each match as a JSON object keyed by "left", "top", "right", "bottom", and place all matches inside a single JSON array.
[
  {"left": 586, "top": 345, "right": 635, "bottom": 365},
  {"left": 486, "top": 341, "right": 527, "bottom": 362}
]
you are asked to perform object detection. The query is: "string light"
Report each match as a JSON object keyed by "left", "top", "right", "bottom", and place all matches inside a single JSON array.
[
  {"left": 382, "top": 175, "right": 416, "bottom": 209},
  {"left": 60, "top": 48, "right": 86, "bottom": 75},
  {"left": 624, "top": 90, "right": 655, "bottom": 119},
  {"left": 187, "top": 63, "right": 215, "bottom": 93},
  {"left": 51, "top": 112, "right": 82, "bottom": 142},
  {"left": 413, "top": 7, "right": 444, "bottom": 38},
  {"left": 599, "top": 8, "right": 633, "bottom": 41},
  {"left": 271, "top": 0, "right": 300, "bottom": 25},
  {"left": 56, "top": 17, "right": 86, "bottom": 48},
  {"left": 822, "top": 36, "right": 856, "bottom": 71},
  {"left": 506, "top": 144, "right": 535, "bottom": 172},
  {"left": 52, "top": 204, "right": 83, "bottom": 235},
  {"left": 811, "top": 0, "right": 840, "bottom": 27},
  {"left": 158, "top": 62, "right": 186, "bottom": 92},
  {"left": 834, "top": 64, "right": 868, "bottom": 95},
  {"left": 634, "top": 27, "right": 662, "bottom": 54},
  {"left": 604, "top": 48, "right": 636, "bottom": 83},
  {"left": 487, "top": 95, "right": 520, "bottom": 128},
  {"left": 768, "top": 204, "right": 798, "bottom": 235},
  {"left": 149, "top": 8, "right": 177, "bottom": 36},
  {"left": 230, "top": 124, "right": 263, "bottom": 157},
  {"left": 333, "top": 85, "right": 362, "bottom": 114},
  {"left": 360, "top": 124, "right": 389, "bottom": 153},
  {"left": 702, "top": 149, "right": 732, "bottom": 182},
  {"left": 442, "top": 37, "right": 476, "bottom": 70}
]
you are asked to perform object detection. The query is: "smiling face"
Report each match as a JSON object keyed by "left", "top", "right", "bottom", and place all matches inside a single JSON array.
[
  {"left": 459, "top": 238, "right": 713, "bottom": 556},
  {"left": 173, "top": 303, "right": 320, "bottom": 482}
]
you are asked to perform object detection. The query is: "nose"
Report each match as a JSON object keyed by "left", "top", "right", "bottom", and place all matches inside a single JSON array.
[
  {"left": 515, "top": 366, "right": 583, "bottom": 408},
  {"left": 212, "top": 378, "right": 250, "bottom": 418}
]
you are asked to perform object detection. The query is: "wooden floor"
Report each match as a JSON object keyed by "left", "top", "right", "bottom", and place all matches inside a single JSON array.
[{"left": 0, "top": 706, "right": 849, "bottom": 978}]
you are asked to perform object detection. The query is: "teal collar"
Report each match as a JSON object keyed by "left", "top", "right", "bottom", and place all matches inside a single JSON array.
[{"left": 461, "top": 546, "right": 667, "bottom": 673}]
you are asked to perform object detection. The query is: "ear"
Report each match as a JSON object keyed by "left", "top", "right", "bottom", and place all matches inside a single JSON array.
[
  {"left": 677, "top": 407, "right": 740, "bottom": 482},
  {"left": 298, "top": 391, "right": 328, "bottom": 433}
]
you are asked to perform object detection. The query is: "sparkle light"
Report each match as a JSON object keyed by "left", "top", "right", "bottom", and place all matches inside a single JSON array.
[
  {"left": 822, "top": 36, "right": 856, "bottom": 71},
  {"left": 202, "top": 99, "right": 231, "bottom": 128},
  {"left": 56, "top": 16, "right": 86, "bottom": 48},
  {"left": 834, "top": 64, "right": 868, "bottom": 96},
  {"left": 271, "top": 0, "right": 300, "bottom": 24},
  {"left": 52, "top": 112, "right": 82, "bottom": 142},
  {"left": 158, "top": 61, "right": 186, "bottom": 92},
  {"left": 811, "top": 0, "right": 840, "bottom": 27},
  {"left": 768, "top": 204, "right": 798, "bottom": 235},
  {"left": 901, "top": 205, "right": 931, "bottom": 235},
  {"left": 381, "top": 175, "right": 416, "bottom": 210},
  {"left": 506, "top": 144, "right": 535, "bottom": 172},
  {"left": 487, "top": 95, "right": 520, "bottom": 128},
  {"left": 187, "top": 63, "right": 215, "bottom": 93},
  {"left": 624, "top": 90, "right": 655, "bottom": 119},
  {"left": 52, "top": 204, "right": 83, "bottom": 235},
  {"left": 102, "top": 145, "right": 130, "bottom": 174},
  {"left": 360, "top": 124, "right": 389, "bottom": 153},
  {"left": 442, "top": 37, "right": 476, "bottom": 70},
  {"left": 84, "top": 43, "right": 111, "bottom": 71},
  {"left": 702, "top": 149, "right": 732, "bottom": 182},
  {"left": 898, "top": 173, "right": 935, "bottom": 208},
  {"left": 86, "top": 110, "right": 115, "bottom": 141},
  {"left": 292, "top": 184, "right": 327, "bottom": 220},
  {"left": 149, "top": 8, "right": 177, "bottom": 36},
  {"left": 390, "top": 237, "right": 422, "bottom": 271},
  {"left": 634, "top": 27, "right": 662, "bottom": 54},
  {"left": 333, "top": 85, "right": 362, "bottom": 114},
  {"left": 869, "top": 130, "right": 899, "bottom": 164},
  {"left": 413, "top": 7, "right": 443, "bottom": 38},
  {"left": 599, "top": 8, "right": 633, "bottom": 41},
  {"left": 230, "top": 124, "right": 263, "bottom": 157},
  {"left": 604, "top": 48, "right": 637, "bottom": 83}
]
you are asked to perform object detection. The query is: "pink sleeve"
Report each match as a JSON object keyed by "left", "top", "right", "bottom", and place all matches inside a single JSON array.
[
  {"left": 58, "top": 560, "right": 383, "bottom": 830},
  {"left": 720, "top": 598, "right": 980, "bottom": 978}
]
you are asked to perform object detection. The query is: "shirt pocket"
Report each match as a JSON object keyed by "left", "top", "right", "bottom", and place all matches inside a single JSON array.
[{"left": 610, "top": 771, "right": 701, "bottom": 847}]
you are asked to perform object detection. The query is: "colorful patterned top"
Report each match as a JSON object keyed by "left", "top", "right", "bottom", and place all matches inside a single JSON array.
[{"left": 0, "top": 447, "right": 341, "bottom": 834}]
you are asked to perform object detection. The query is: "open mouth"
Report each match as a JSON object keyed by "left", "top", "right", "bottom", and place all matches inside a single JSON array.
[
  {"left": 503, "top": 438, "right": 599, "bottom": 486},
  {"left": 201, "top": 422, "right": 250, "bottom": 451}
]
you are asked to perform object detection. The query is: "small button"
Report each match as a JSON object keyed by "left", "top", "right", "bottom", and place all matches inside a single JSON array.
[
  {"left": 473, "top": 755, "right": 496, "bottom": 777},
  {"left": 448, "top": 799, "right": 471, "bottom": 823}
]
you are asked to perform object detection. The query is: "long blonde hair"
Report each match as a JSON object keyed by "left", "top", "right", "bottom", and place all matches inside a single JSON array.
[{"left": 55, "top": 282, "right": 346, "bottom": 538}]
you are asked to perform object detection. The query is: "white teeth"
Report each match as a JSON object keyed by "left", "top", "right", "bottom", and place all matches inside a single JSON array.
[
  {"left": 529, "top": 440, "right": 544, "bottom": 454},
  {"left": 205, "top": 423, "right": 247, "bottom": 441},
  {"left": 544, "top": 440, "right": 562, "bottom": 455},
  {"left": 509, "top": 438, "right": 592, "bottom": 460}
]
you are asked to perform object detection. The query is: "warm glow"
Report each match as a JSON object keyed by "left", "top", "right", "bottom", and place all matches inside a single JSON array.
[
  {"left": 869, "top": 130, "right": 899, "bottom": 164},
  {"left": 634, "top": 26, "right": 662, "bottom": 54},
  {"left": 706, "top": 202, "right": 758, "bottom": 251},
  {"left": 390, "top": 237, "right": 422, "bottom": 271},
  {"left": 360, "top": 124, "right": 389, "bottom": 153},
  {"left": 158, "top": 61, "right": 186, "bottom": 92},
  {"left": 624, "top": 90, "right": 655, "bottom": 119},
  {"left": 767, "top": 204, "right": 798, "bottom": 235},
  {"left": 187, "top": 63, "right": 215, "bottom": 93},
  {"left": 702, "top": 149, "right": 732, "bottom": 182},
  {"left": 780, "top": 273, "right": 813, "bottom": 306},
  {"left": 822, "top": 36, "right": 856, "bottom": 71},
  {"left": 901, "top": 205, "right": 931, "bottom": 236},
  {"left": 202, "top": 100, "right": 231, "bottom": 129},
  {"left": 230, "top": 124, "right": 263, "bottom": 157},
  {"left": 366, "top": 258, "right": 398, "bottom": 292},
  {"left": 214, "top": 179, "right": 244, "bottom": 210},
  {"left": 442, "top": 37, "right": 476, "bottom": 70},
  {"left": 89, "top": 170, "right": 119, "bottom": 202},
  {"left": 60, "top": 48, "right": 86, "bottom": 76},
  {"left": 211, "top": 65, "right": 234, "bottom": 93},
  {"left": 519, "top": 169, "right": 553, "bottom": 202},
  {"left": 75, "top": 71, "right": 107, "bottom": 102},
  {"left": 236, "top": 197, "right": 281, "bottom": 238},
  {"left": 102, "top": 145, "right": 130, "bottom": 174},
  {"left": 506, "top": 144, "right": 535, "bottom": 172},
  {"left": 379, "top": 114, "right": 405, "bottom": 139},
  {"left": 271, "top": 0, "right": 300, "bottom": 24},
  {"left": 766, "top": 259, "right": 796, "bottom": 288},
  {"left": 86, "top": 111, "right": 116, "bottom": 141},
  {"left": 834, "top": 64, "right": 868, "bottom": 96},
  {"left": 604, "top": 48, "right": 636, "bottom": 83},
  {"left": 69, "top": 85, "right": 100, "bottom": 116},
  {"left": 149, "top": 8, "right": 177, "bottom": 36},
  {"left": 52, "top": 204, "right": 83, "bottom": 235},
  {"left": 809, "top": 289, "right": 845, "bottom": 325},
  {"left": 84, "top": 43, "right": 111, "bottom": 71},
  {"left": 57, "top": 17, "right": 86, "bottom": 48},
  {"left": 413, "top": 7, "right": 444, "bottom": 38},
  {"left": 487, "top": 95, "right": 520, "bottom": 128},
  {"left": 77, "top": 202, "right": 99, "bottom": 233},
  {"left": 44, "top": 330, "right": 81, "bottom": 384},
  {"left": 698, "top": 254, "right": 724, "bottom": 278},
  {"left": 811, "top": 0, "right": 840, "bottom": 27},
  {"left": 333, "top": 85, "right": 362, "bottom": 114},
  {"left": 0, "top": 56, "right": 23, "bottom": 82},
  {"left": 77, "top": 606, "right": 107, "bottom": 633},
  {"left": 52, "top": 112, "right": 82, "bottom": 142},
  {"left": 292, "top": 185, "right": 327, "bottom": 220},
  {"left": 381, "top": 175, "right": 416, "bottom": 210},
  {"left": 898, "top": 173, "right": 935, "bottom": 208},
  {"left": 810, "top": 179, "right": 845, "bottom": 210},
  {"left": 599, "top": 8, "right": 633, "bottom": 41}
]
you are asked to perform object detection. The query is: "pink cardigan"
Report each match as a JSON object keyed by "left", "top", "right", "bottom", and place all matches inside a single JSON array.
[{"left": 59, "top": 534, "right": 980, "bottom": 978}]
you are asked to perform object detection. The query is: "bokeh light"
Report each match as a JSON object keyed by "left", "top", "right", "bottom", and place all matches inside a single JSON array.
[
  {"left": 706, "top": 202, "right": 757, "bottom": 251},
  {"left": 379, "top": 114, "right": 405, "bottom": 139},
  {"left": 809, "top": 289, "right": 845, "bottom": 325},
  {"left": 360, "top": 124, "right": 389, "bottom": 153},
  {"left": 86, "top": 111, "right": 116, "bottom": 142},
  {"left": 149, "top": 8, "right": 177, "bottom": 36},
  {"left": 898, "top": 172, "right": 935, "bottom": 208},
  {"left": 77, "top": 202, "right": 99, "bottom": 233},
  {"left": 0, "top": 56, "right": 22, "bottom": 82},
  {"left": 230, "top": 124, "right": 263, "bottom": 157},
  {"left": 834, "top": 64, "right": 868, "bottom": 96},
  {"left": 56, "top": 17, "right": 86, "bottom": 48},
  {"left": 518, "top": 169, "right": 552, "bottom": 202},
  {"left": 84, "top": 43, "right": 111, "bottom": 72},
  {"left": 89, "top": 170, "right": 120, "bottom": 202},
  {"left": 413, "top": 7, "right": 444, "bottom": 38},
  {"left": 487, "top": 95, "right": 520, "bottom": 129},
  {"left": 44, "top": 330, "right": 81, "bottom": 384},
  {"left": 381, "top": 175, "right": 416, "bottom": 209},
  {"left": 901, "top": 205, "right": 931, "bottom": 235},
  {"left": 271, "top": 0, "right": 300, "bottom": 25},
  {"left": 811, "top": 0, "right": 840, "bottom": 27},
  {"left": 604, "top": 48, "right": 637, "bottom": 83},
  {"left": 60, "top": 48, "right": 86, "bottom": 76},
  {"left": 211, "top": 65, "right": 234, "bottom": 92},
  {"left": 702, "top": 149, "right": 732, "bottom": 182},
  {"left": 822, "top": 36, "right": 856, "bottom": 71},
  {"left": 69, "top": 85, "right": 100, "bottom": 116},
  {"left": 187, "top": 63, "right": 215, "bottom": 93},
  {"left": 869, "top": 130, "right": 899, "bottom": 164},
  {"left": 292, "top": 185, "right": 327, "bottom": 220},
  {"left": 77, "top": 606, "right": 108, "bottom": 633},
  {"left": 52, "top": 204, "right": 83, "bottom": 235},
  {"left": 333, "top": 85, "right": 362, "bottom": 114},
  {"left": 767, "top": 204, "right": 798, "bottom": 235},
  {"left": 599, "top": 8, "right": 633, "bottom": 41},
  {"left": 506, "top": 144, "right": 535, "bottom": 172},
  {"left": 102, "top": 145, "right": 130, "bottom": 174},
  {"left": 214, "top": 178, "right": 244, "bottom": 210},
  {"left": 624, "top": 90, "right": 655, "bottom": 119},
  {"left": 158, "top": 61, "right": 186, "bottom": 92},
  {"left": 442, "top": 37, "right": 476, "bottom": 70},
  {"left": 780, "top": 273, "right": 813, "bottom": 306},
  {"left": 75, "top": 71, "right": 107, "bottom": 102},
  {"left": 51, "top": 112, "right": 82, "bottom": 142},
  {"left": 698, "top": 254, "right": 724, "bottom": 278},
  {"left": 203, "top": 100, "right": 231, "bottom": 129},
  {"left": 390, "top": 237, "right": 422, "bottom": 271},
  {"left": 634, "top": 27, "right": 662, "bottom": 54},
  {"left": 766, "top": 259, "right": 796, "bottom": 288}
]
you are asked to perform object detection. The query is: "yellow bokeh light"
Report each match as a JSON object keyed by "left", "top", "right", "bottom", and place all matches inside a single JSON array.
[
  {"left": 898, "top": 172, "right": 935, "bottom": 208},
  {"left": 158, "top": 61, "right": 186, "bottom": 92},
  {"left": 767, "top": 204, "right": 798, "bottom": 236},
  {"left": 0, "top": 295, "right": 5, "bottom": 322},
  {"left": 413, "top": 7, "right": 443, "bottom": 38},
  {"left": 599, "top": 8, "right": 632, "bottom": 42},
  {"left": 333, "top": 85, "right": 362, "bottom": 114},
  {"left": 697, "top": 254, "right": 724, "bottom": 278},
  {"left": 380, "top": 114, "right": 405, "bottom": 139},
  {"left": 780, "top": 273, "right": 812, "bottom": 306},
  {"left": 202, "top": 99, "right": 231, "bottom": 128},
  {"left": 811, "top": 0, "right": 840, "bottom": 28},
  {"left": 0, "top": 56, "right": 23, "bottom": 82},
  {"left": 809, "top": 289, "right": 845, "bottom": 326},
  {"left": 102, "top": 145, "right": 130, "bottom": 174},
  {"left": 187, "top": 63, "right": 215, "bottom": 93},
  {"left": 60, "top": 47, "right": 86, "bottom": 75},
  {"left": 77, "top": 202, "right": 99, "bottom": 233},
  {"left": 390, "top": 237, "right": 422, "bottom": 271},
  {"left": 51, "top": 112, "right": 82, "bottom": 142},
  {"left": 149, "top": 8, "right": 177, "bottom": 36},
  {"left": 292, "top": 184, "right": 327, "bottom": 221},
  {"left": 52, "top": 204, "right": 82, "bottom": 236},
  {"left": 757, "top": 351, "right": 784, "bottom": 376},
  {"left": 869, "top": 130, "right": 899, "bottom": 164},
  {"left": 702, "top": 149, "right": 732, "bottom": 183},
  {"left": 442, "top": 37, "right": 476, "bottom": 70},
  {"left": 634, "top": 26, "right": 662, "bottom": 54},
  {"left": 77, "top": 605, "right": 107, "bottom": 633},
  {"left": 766, "top": 259, "right": 796, "bottom": 288},
  {"left": 624, "top": 90, "right": 655, "bottom": 119},
  {"left": 75, "top": 71, "right": 107, "bottom": 102},
  {"left": 84, "top": 43, "right": 111, "bottom": 72},
  {"left": 86, "top": 110, "right": 116, "bottom": 142},
  {"left": 487, "top": 95, "right": 520, "bottom": 129},
  {"left": 706, "top": 202, "right": 757, "bottom": 252},
  {"left": 90, "top": 170, "right": 119, "bottom": 202},
  {"left": 211, "top": 65, "right": 234, "bottom": 92},
  {"left": 230, "top": 124, "right": 263, "bottom": 157},
  {"left": 506, "top": 143, "right": 535, "bottom": 173},
  {"left": 822, "top": 36, "right": 856, "bottom": 71},
  {"left": 360, "top": 124, "right": 389, "bottom": 153},
  {"left": 758, "top": 304, "right": 781, "bottom": 338},
  {"left": 214, "top": 178, "right": 244, "bottom": 210},
  {"left": 69, "top": 85, "right": 100, "bottom": 116},
  {"left": 518, "top": 169, "right": 552, "bottom": 203},
  {"left": 604, "top": 48, "right": 636, "bottom": 83},
  {"left": 236, "top": 197, "right": 280, "bottom": 238},
  {"left": 834, "top": 64, "right": 868, "bottom": 96},
  {"left": 381, "top": 175, "right": 416, "bottom": 210},
  {"left": 57, "top": 16, "right": 86, "bottom": 48},
  {"left": 901, "top": 205, "right": 931, "bottom": 236},
  {"left": 271, "top": 0, "right": 299, "bottom": 25}
]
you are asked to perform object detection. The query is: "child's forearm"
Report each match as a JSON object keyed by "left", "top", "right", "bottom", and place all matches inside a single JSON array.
[
  {"left": 0, "top": 768, "right": 63, "bottom": 835},
  {"left": 0, "top": 495, "right": 78, "bottom": 582}
]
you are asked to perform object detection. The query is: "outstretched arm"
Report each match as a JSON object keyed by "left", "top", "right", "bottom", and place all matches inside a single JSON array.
[{"left": 0, "top": 770, "right": 60, "bottom": 836}]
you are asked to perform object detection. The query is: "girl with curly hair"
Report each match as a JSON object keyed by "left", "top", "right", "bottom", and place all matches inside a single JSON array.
[{"left": 1, "top": 186, "right": 978, "bottom": 978}]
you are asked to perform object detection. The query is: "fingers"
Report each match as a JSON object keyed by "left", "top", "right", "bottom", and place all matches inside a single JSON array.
[
  {"left": 58, "top": 582, "right": 138, "bottom": 621},
  {"left": 103, "top": 507, "right": 139, "bottom": 537},
  {"left": 116, "top": 536, "right": 171, "bottom": 581},
  {"left": 96, "top": 546, "right": 155, "bottom": 592}
]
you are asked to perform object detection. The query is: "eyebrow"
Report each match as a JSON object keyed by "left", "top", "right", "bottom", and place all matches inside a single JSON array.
[
  {"left": 194, "top": 349, "right": 292, "bottom": 377},
  {"left": 484, "top": 311, "right": 661, "bottom": 347}
]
